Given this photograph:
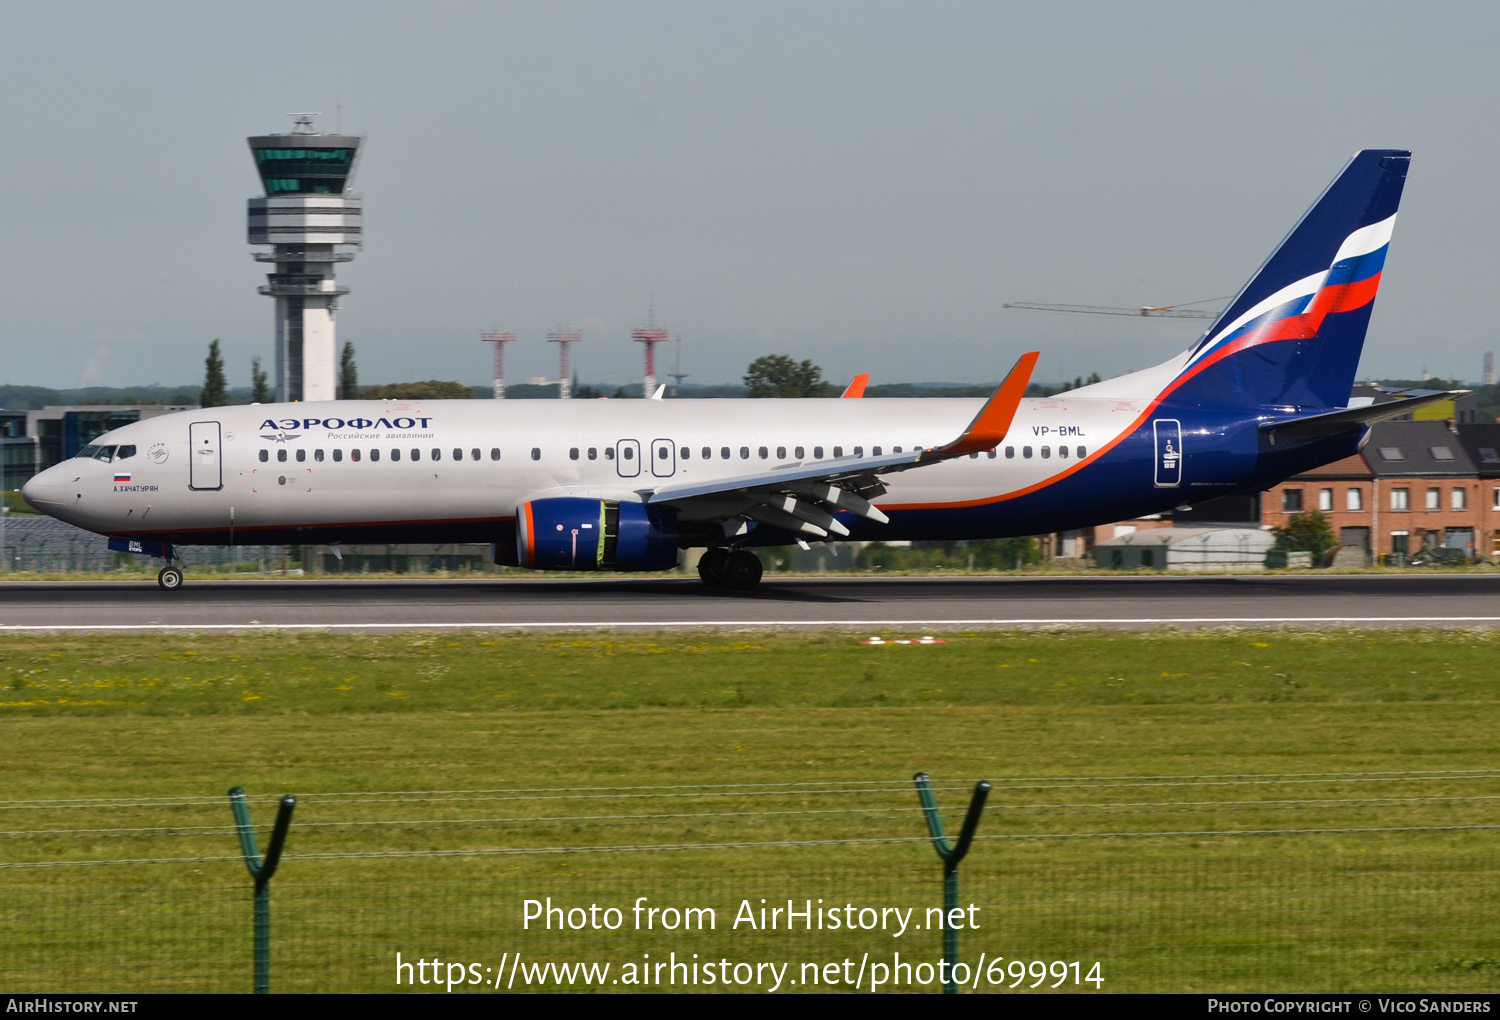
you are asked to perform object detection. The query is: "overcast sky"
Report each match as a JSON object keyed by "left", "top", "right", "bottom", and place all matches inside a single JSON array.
[{"left": 1, "top": 1, "right": 1496, "bottom": 391}]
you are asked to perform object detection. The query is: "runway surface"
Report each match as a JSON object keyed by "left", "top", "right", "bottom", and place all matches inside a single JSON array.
[{"left": 1, "top": 573, "right": 1499, "bottom": 631}]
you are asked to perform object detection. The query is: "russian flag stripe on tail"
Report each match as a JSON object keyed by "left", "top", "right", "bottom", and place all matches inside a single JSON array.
[{"left": 1166, "top": 150, "right": 1409, "bottom": 409}]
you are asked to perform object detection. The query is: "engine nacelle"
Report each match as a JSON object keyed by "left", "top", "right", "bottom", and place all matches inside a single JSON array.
[{"left": 516, "top": 497, "right": 679, "bottom": 572}]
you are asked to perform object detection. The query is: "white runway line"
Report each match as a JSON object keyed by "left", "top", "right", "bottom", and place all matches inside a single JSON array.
[{"left": 2, "top": 616, "right": 1500, "bottom": 631}]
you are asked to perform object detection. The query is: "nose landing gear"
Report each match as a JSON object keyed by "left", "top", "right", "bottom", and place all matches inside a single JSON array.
[
  {"left": 157, "top": 566, "right": 184, "bottom": 591},
  {"left": 697, "top": 548, "right": 763, "bottom": 591}
]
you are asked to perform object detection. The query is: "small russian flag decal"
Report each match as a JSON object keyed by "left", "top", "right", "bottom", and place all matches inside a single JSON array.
[{"left": 114, "top": 472, "right": 131, "bottom": 482}]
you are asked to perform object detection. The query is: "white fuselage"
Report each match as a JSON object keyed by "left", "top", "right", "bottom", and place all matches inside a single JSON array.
[{"left": 22, "top": 395, "right": 1154, "bottom": 544}]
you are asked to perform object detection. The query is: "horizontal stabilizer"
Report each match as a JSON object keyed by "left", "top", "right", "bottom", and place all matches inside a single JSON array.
[{"left": 1258, "top": 390, "right": 1468, "bottom": 438}]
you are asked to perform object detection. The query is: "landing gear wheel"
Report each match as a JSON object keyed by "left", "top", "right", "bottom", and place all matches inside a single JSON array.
[
  {"left": 722, "top": 550, "right": 764, "bottom": 591},
  {"left": 697, "top": 548, "right": 731, "bottom": 587},
  {"left": 157, "top": 566, "right": 184, "bottom": 591}
]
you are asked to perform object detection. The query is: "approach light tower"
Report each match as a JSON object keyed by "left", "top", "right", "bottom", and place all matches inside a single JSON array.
[
  {"left": 480, "top": 331, "right": 518, "bottom": 398},
  {"left": 631, "top": 325, "right": 670, "bottom": 397},
  {"left": 547, "top": 329, "right": 582, "bottom": 399},
  {"left": 247, "top": 114, "right": 364, "bottom": 402}
]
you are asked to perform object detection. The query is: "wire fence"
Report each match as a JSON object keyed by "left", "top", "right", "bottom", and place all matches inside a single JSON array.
[{"left": 2, "top": 772, "right": 1498, "bottom": 993}]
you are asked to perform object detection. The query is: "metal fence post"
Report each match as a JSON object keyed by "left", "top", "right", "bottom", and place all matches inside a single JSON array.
[
  {"left": 913, "top": 772, "right": 991, "bottom": 994},
  {"left": 228, "top": 787, "right": 297, "bottom": 994}
]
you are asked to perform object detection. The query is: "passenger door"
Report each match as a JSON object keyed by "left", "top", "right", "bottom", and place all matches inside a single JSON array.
[
  {"left": 615, "top": 439, "right": 641, "bottom": 478},
  {"left": 650, "top": 438, "right": 676, "bottom": 478},
  {"left": 189, "top": 421, "right": 222, "bottom": 491}
]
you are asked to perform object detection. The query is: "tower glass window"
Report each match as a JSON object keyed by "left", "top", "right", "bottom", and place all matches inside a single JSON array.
[{"left": 253, "top": 147, "right": 358, "bottom": 195}]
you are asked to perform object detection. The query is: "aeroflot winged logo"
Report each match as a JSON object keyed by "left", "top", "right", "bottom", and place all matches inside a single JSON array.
[{"left": 259, "top": 416, "right": 435, "bottom": 434}]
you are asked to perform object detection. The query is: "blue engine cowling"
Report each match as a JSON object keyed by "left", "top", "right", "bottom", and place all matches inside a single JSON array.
[{"left": 516, "top": 497, "right": 679, "bottom": 571}]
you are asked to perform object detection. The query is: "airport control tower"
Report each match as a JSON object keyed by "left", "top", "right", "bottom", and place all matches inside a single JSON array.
[{"left": 247, "top": 115, "right": 363, "bottom": 402}]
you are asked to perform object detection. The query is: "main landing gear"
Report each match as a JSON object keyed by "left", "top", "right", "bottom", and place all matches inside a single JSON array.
[
  {"left": 697, "top": 548, "right": 763, "bottom": 591},
  {"left": 157, "top": 565, "right": 184, "bottom": 591}
]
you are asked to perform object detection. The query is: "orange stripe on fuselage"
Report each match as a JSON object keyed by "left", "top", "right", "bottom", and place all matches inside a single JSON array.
[{"left": 884, "top": 275, "right": 1383, "bottom": 512}]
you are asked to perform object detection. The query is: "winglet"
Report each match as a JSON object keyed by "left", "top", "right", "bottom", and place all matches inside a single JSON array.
[
  {"left": 841, "top": 373, "right": 870, "bottom": 398},
  {"left": 928, "top": 351, "right": 1039, "bottom": 458}
]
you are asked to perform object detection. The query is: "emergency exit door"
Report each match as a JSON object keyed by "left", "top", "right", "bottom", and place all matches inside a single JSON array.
[{"left": 189, "top": 421, "right": 222, "bottom": 491}]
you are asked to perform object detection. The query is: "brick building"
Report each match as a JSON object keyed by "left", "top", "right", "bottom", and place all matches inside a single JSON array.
[{"left": 1262, "top": 420, "right": 1499, "bottom": 563}]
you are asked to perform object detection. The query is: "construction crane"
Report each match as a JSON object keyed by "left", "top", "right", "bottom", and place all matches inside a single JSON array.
[{"left": 1003, "top": 298, "right": 1226, "bottom": 321}]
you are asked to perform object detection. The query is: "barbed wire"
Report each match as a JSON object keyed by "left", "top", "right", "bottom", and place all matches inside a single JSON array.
[
  {"left": 4, "top": 793, "right": 1498, "bottom": 841},
  {"left": 5, "top": 822, "right": 1499, "bottom": 869},
  {"left": 3, "top": 768, "right": 1495, "bottom": 811}
]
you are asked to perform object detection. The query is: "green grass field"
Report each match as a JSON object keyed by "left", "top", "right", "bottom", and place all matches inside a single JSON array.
[{"left": 3, "top": 628, "right": 1499, "bottom": 992}]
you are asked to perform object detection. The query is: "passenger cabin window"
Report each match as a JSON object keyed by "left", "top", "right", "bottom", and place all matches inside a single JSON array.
[
  {"left": 259, "top": 450, "right": 269, "bottom": 463},
  {"left": 776, "top": 447, "right": 786, "bottom": 459},
  {"left": 701, "top": 447, "right": 711, "bottom": 460},
  {"left": 370, "top": 449, "right": 380, "bottom": 462},
  {"left": 795, "top": 446, "right": 805, "bottom": 459},
  {"left": 892, "top": 446, "right": 902, "bottom": 454},
  {"left": 333, "top": 449, "right": 342, "bottom": 462},
  {"left": 758, "top": 446, "right": 768, "bottom": 459},
  {"left": 659, "top": 447, "right": 670, "bottom": 460},
  {"left": 351, "top": 449, "right": 361, "bottom": 462},
  {"left": 623, "top": 447, "right": 634, "bottom": 461},
  {"left": 872, "top": 446, "right": 881, "bottom": 456},
  {"left": 853, "top": 446, "right": 862, "bottom": 457},
  {"left": 740, "top": 447, "right": 750, "bottom": 460},
  {"left": 813, "top": 446, "right": 824, "bottom": 459},
  {"left": 1040, "top": 446, "right": 1051, "bottom": 459},
  {"left": 589, "top": 448, "right": 598, "bottom": 460},
  {"left": 569, "top": 447, "right": 579, "bottom": 461},
  {"left": 1058, "top": 446, "right": 1069, "bottom": 459},
  {"left": 453, "top": 448, "right": 462, "bottom": 461},
  {"left": 1005, "top": 447, "right": 1014, "bottom": 458},
  {"left": 606, "top": 448, "right": 615, "bottom": 460},
  {"left": 470, "top": 449, "right": 480, "bottom": 461},
  {"left": 720, "top": 447, "right": 730, "bottom": 460},
  {"left": 987, "top": 449, "right": 996, "bottom": 459},
  {"left": 391, "top": 449, "right": 401, "bottom": 462},
  {"left": 277, "top": 450, "right": 287, "bottom": 463},
  {"left": 680, "top": 447, "right": 690, "bottom": 460},
  {"left": 411, "top": 448, "right": 421, "bottom": 461},
  {"left": 1022, "top": 446, "right": 1033, "bottom": 459},
  {"left": 315, "top": 449, "right": 324, "bottom": 462},
  {"left": 1077, "top": 446, "right": 1086, "bottom": 458},
  {"left": 431, "top": 448, "right": 440, "bottom": 461},
  {"left": 529, "top": 448, "right": 539, "bottom": 461},
  {"left": 296, "top": 449, "right": 306, "bottom": 462},
  {"left": 116, "top": 445, "right": 135, "bottom": 460},
  {"left": 833, "top": 446, "right": 843, "bottom": 458}
]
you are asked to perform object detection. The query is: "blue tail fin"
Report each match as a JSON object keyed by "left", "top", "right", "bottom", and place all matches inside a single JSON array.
[{"left": 1170, "top": 149, "right": 1409, "bottom": 408}]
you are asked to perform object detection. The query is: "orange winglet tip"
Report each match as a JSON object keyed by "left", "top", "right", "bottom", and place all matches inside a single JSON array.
[
  {"left": 841, "top": 373, "right": 870, "bottom": 399},
  {"left": 940, "top": 351, "right": 1038, "bottom": 457}
]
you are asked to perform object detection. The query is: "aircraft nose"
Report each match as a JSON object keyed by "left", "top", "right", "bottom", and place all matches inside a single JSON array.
[{"left": 21, "top": 466, "right": 66, "bottom": 507}]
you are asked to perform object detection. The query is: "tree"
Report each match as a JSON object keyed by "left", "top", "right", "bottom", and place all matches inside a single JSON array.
[
  {"left": 355, "top": 380, "right": 474, "bottom": 400},
  {"left": 743, "top": 355, "right": 831, "bottom": 398},
  {"left": 200, "top": 340, "right": 228, "bottom": 408},
  {"left": 1273, "top": 510, "right": 1337, "bottom": 560},
  {"left": 339, "top": 340, "right": 358, "bottom": 400},
  {"left": 250, "top": 357, "right": 271, "bottom": 404}
]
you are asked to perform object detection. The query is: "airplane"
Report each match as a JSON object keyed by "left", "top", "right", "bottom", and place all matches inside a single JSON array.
[{"left": 23, "top": 148, "right": 1456, "bottom": 592}]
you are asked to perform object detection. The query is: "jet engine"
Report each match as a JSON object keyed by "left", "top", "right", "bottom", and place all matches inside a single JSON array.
[{"left": 516, "top": 497, "right": 679, "bottom": 571}]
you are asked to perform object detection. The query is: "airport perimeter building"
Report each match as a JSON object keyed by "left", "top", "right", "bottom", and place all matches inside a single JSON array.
[{"left": 1263, "top": 419, "right": 1500, "bottom": 562}]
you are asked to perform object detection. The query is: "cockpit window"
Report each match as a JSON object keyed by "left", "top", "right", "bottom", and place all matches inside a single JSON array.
[
  {"left": 77, "top": 445, "right": 100, "bottom": 459},
  {"left": 116, "top": 445, "right": 136, "bottom": 460},
  {"left": 93, "top": 446, "right": 117, "bottom": 463}
]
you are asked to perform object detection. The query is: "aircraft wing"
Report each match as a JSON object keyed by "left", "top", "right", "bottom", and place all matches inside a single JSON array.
[
  {"left": 640, "top": 352, "right": 1038, "bottom": 539},
  {"left": 1259, "top": 389, "right": 1468, "bottom": 439}
]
